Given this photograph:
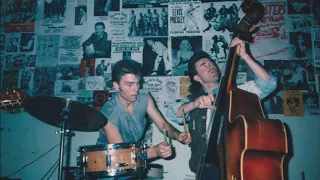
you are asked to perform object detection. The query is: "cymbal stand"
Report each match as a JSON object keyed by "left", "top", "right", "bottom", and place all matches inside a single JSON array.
[{"left": 57, "top": 107, "right": 70, "bottom": 180}]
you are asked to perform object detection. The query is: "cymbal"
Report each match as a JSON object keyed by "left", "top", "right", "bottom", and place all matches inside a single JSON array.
[{"left": 23, "top": 96, "right": 108, "bottom": 132}]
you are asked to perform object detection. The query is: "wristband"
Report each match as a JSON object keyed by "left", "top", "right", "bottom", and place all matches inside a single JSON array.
[{"left": 138, "top": 149, "right": 148, "bottom": 161}]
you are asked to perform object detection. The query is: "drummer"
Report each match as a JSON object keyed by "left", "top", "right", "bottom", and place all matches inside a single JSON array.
[{"left": 96, "top": 60, "right": 191, "bottom": 177}]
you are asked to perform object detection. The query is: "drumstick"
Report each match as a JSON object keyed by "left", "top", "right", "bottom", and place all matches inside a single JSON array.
[
  {"left": 163, "top": 129, "right": 168, "bottom": 143},
  {"left": 182, "top": 109, "right": 188, "bottom": 133}
]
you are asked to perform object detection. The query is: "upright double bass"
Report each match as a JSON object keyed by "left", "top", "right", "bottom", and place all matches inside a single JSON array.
[{"left": 196, "top": 0, "right": 289, "bottom": 180}]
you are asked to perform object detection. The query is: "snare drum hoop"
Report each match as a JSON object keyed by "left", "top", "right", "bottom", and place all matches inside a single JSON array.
[
  {"left": 106, "top": 142, "right": 141, "bottom": 150},
  {"left": 78, "top": 144, "right": 107, "bottom": 152},
  {"left": 77, "top": 142, "right": 142, "bottom": 152}
]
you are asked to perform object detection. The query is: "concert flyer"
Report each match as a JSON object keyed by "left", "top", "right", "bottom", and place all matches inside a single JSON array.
[
  {"left": 303, "top": 93, "right": 319, "bottom": 109},
  {"left": 35, "top": 0, "right": 82, "bottom": 34},
  {"left": 35, "top": 35, "right": 60, "bottom": 67},
  {"left": 122, "top": 0, "right": 167, "bottom": 9},
  {"left": 312, "top": 28, "right": 320, "bottom": 68},
  {"left": 168, "top": 1, "right": 202, "bottom": 37},
  {"left": 32, "top": 67, "right": 56, "bottom": 96},
  {"left": 122, "top": 6, "right": 168, "bottom": 37},
  {"left": 77, "top": 90, "right": 93, "bottom": 107},
  {"left": 143, "top": 76, "right": 180, "bottom": 113},
  {"left": 264, "top": 91, "right": 284, "bottom": 114},
  {"left": 287, "top": 15, "right": 313, "bottom": 33},
  {"left": 58, "top": 35, "right": 82, "bottom": 65},
  {"left": 54, "top": 80, "right": 80, "bottom": 96},
  {"left": 56, "top": 64, "right": 80, "bottom": 80},
  {"left": 5, "top": 33, "right": 20, "bottom": 53},
  {"left": 4, "top": 0, "right": 37, "bottom": 33},
  {"left": 250, "top": 1, "right": 290, "bottom": 60},
  {"left": 25, "top": 54, "right": 36, "bottom": 69},
  {"left": 288, "top": 31, "right": 313, "bottom": 60},
  {"left": 111, "top": 37, "right": 144, "bottom": 64},
  {"left": 2, "top": 70, "right": 19, "bottom": 90},
  {"left": 108, "top": 11, "right": 129, "bottom": 39},
  {"left": 179, "top": 76, "right": 191, "bottom": 99},
  {"left": 18, "top": 69, "right": 34, "bottom": 96},
  {"left": 84, "top": 76, "right": 105, "bottom": 90},
  {"left": 3, "top": 54, "right": 25, "bottom": 70},
  {"left": 93, "top": 89, "right": 109, "bottom": 111},
  {"left": 283, "top": 90, "right": 304, "bottom": 116}
]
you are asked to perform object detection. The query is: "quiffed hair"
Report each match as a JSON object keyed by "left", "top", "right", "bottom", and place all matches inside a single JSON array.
[
  {"left": 112, "top": 60, "right": 142, "bottom": 83},
  {"left": 187, "top": 51, "right": 220, "bottom": 94}
]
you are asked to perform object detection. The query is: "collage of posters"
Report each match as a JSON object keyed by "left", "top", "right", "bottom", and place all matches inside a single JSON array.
[{"left": 1, "top": 0, "right": 319, "bottom": 119}]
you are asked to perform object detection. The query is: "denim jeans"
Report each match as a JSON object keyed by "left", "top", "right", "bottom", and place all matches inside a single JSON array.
[{"left": 197, "top": 163, "right": 219, "bottom": 180}]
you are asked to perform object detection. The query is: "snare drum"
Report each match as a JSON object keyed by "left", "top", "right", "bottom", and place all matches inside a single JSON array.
[{"left": 77, "top": 143, "right": 147, "bottom": 178}]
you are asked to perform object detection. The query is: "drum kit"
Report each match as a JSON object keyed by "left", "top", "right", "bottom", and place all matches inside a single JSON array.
[{"left": 23, "top": 96, "right": 162, "bottom": 180}]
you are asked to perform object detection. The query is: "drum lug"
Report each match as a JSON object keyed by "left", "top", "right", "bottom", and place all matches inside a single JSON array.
[
  {"left": 139, "top": 144, "right": 147, "bottom": 162},
  {"left": 106, "top": 155, "right": 111, "bottom": 167},
  {"left": 131, "top": 151, "right": 136, "bottom": 165},
  {"left": 83, "top": 155, "right": 88, "bottom": 168}
]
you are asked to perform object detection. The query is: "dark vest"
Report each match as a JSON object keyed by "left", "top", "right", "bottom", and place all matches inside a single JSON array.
[{"left": 187, "top": 91, "right": 215, "bottom": 173}]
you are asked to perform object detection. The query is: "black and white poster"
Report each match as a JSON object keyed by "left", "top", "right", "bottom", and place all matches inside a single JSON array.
[
  {"left": 111, "top": 37, "right": 144, "bottom": 63},
  {"left": 170, "top": 36, "right": 202, "bottom": 76},
  {"left": 35, "top": 0, "right": 79, "bottom": 34},
  {"left": 123, "top": 7, "right": 169, "bottom": 37},
  {"left": 32, "top": 67, "right": 56, "bottom": 96},
  {"left": 36, "top": 35, "right": 60, "bottom": 67},
  {"left": 143, "top": 37, "right": 171, "bottom": 76},
  {"left": 169, "top": 1, "right": 202, "bottom": 36},
  {"left": 59, "top": 35, "right": 82, "bottom": 64}
]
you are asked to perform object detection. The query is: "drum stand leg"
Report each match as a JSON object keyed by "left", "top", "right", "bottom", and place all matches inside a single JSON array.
[{"left": 57, "top": 107, "right": 70, "bottom": 180}]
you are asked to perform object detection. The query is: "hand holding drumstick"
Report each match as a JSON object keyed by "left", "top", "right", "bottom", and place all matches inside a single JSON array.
[{"left": 173, "top": 109, "right": 192, "bottom": 145}]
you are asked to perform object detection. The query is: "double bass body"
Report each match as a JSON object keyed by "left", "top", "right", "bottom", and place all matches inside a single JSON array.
[{"left": 225, "top": 88, "right": 288, "bottom": 180}]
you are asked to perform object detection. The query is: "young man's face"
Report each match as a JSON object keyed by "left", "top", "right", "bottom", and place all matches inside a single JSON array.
[
  {"left": 114, "top": 74, "right": 140, "bottom": 103},
  {"left": 95, "top": 25, "right": 105, "bottom": 36},
  {"left": 194, "top": 58, "right": 220, "bottom": 84}
]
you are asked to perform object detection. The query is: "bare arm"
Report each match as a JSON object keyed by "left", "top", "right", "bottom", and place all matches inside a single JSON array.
[
  {"left": 176, "top": 101, "right": 196, "bottom": 118},
  {"left": 146, "top": 142, "right": 172, "bottom": 159},
  {"left": 102, "top": 122, "right": 123, "bottom": 143},
  {"left": 147, "top": 96, "right": 180, "bottom": 139},
  {"left": 242, "top": 54, "right": 270, "bottom": 80},
  {"left": 176, "top": 94, "right": 215, "bottom": 118}
]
